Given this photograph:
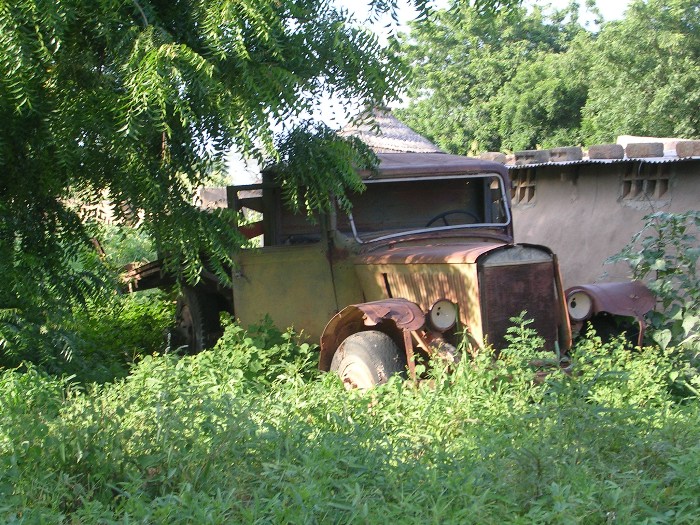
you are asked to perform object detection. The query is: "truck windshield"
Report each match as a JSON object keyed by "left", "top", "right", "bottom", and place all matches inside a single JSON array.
[{"left": 337, "top": 173, "right": 510, "bottom": 242}]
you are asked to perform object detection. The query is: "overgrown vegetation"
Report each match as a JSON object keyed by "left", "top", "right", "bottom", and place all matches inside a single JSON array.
[
  {"left": 0, "top": 290, "right": 173, "bottom": 384},
  {"left": 2, "top": 212, "right": 698, "bottom": 520},
  {"left": 0, "top": 0, "right": 527, "bottom": 369},
  {"left": 0, "top": 224, "right": 172, "bottom": 379},
  {"left": 609, "top": 211, "right": 700, "bottom": 352},
  {"left": 0, "top": 0, "right": 418, "bottom": 368},
  {"left": 1, "top": 0, "right": 698, "bottom": 518},
  {"left": 2, "top": 318, "right": 700, "bottom": 523}
]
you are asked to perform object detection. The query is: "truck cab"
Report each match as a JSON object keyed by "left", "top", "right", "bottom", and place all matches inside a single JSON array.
[{"left": 223, "top": 152, "right": 572, "bottom": 387}]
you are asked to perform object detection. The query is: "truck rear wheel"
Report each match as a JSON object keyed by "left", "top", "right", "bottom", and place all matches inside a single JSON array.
[
  {"left": 173, "top": 286, "right": 222, "bottom": 353},
  {"left": 330, "top": 331, "right": 406, "bottom": 389}
]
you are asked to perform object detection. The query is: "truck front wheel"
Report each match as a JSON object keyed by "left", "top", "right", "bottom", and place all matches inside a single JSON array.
[{"left": 330, "top": 331, "right": 406, "bottom": 389}]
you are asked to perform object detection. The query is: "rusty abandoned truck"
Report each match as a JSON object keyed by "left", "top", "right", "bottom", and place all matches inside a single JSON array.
[{"left": 126, "top": 152, "right": 654, "bottom": 388}]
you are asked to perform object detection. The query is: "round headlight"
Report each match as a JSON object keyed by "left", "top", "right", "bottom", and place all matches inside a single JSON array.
[
  {"left": 567, "top": 290, "right": 593, "bottom": 322},
  {"left": 429, "top": 299, "right": 458, "bottom": 331}
]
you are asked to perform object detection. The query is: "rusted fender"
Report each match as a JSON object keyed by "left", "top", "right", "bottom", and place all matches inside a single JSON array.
[
  {"left": 566, "top": 281, "right": 655, "bottom": 346},
  {"left": 566, "top": 281, "right": 656, "bottom": 320},
  {"left": 319, "top": 298, "right": 425, "bottom": 371}
]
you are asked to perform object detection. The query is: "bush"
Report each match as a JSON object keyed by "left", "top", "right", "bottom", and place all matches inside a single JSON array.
[
  {"left": 63, "top": 291, "right": 174, "bottom": 383},
  {"left": 2, "top": 318, "right": 700, "bottom": 523},
  {"left": 210, "top": 317, "right": 319, "bottom": 387},
  {"left": 609, "top": 211, "right": 700, "bottom": 351},
  {"left": 0, "top": 223, "right": 165, "bottom": 380},
  {"left": 0, "top": 291, "right": 173, "bottom": 384}
]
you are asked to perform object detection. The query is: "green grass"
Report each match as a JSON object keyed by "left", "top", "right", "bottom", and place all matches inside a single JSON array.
[{"left": 2, "top": 322, "right": 700, "bottom": 523}]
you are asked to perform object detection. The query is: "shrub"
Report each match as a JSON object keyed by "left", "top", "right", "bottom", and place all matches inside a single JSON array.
[
  {"left": 0, "top": 223, "right": 164, "bottom": 380},
  {"left": 2, "top": 319, "right": 700, "bottom": 523},
  {"left": 208, "top": 316, "right": 319, "bottom": 387},
  {"left": 609, "top": 211, "right": 700, "bottom": 351},
  {"left": 63, "top": 291, "right": 174, "bottom": 383}
]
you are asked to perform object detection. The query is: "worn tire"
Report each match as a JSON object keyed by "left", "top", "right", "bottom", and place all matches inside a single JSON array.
[
  {"left": 173, "top": 286, "right": 222, "bottom": 353},
  {"left": 330, "top": 331, "right": 406, "bottom": 389}
]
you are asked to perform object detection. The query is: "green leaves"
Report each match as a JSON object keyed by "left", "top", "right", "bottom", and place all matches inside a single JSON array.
[
  {"left": 581, "top": 0, "right": 700, "bottom": 143},
  {"left": 273, "top": 121, "right": 376, "bottom": 215},
  {"left": 4, "top": 320, "right": 700, "bottom": 522},
  {"left": 397, "top": 2, "right": 588, "bottom": 153},
  {"left": 0, "top": 0, "right": 406, "bottom": 239},
  {"left": 399, "top": 0, "right": 700, "bottom": 154},
  {"left": 608, "top": 211, "right": 700, "bottom": 351},
  {"left": 0, "top": 0, "right": 413, "bottom": 366}
]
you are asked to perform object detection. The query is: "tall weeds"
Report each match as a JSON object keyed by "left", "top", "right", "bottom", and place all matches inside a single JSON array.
[{"left": 2, "top": 319, "right": 699, "bottom": 523}]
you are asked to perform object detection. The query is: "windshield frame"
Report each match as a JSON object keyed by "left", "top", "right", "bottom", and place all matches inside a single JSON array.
[{"left": 344, "top": 172, "right": 512, "bottom": 244}]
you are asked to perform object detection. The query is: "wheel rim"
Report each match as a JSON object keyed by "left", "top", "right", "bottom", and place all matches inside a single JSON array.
[{"left": 338, "top": 357, "right": 378, "bottom": 390}]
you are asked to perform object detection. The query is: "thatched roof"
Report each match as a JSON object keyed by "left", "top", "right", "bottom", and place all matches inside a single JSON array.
[{"left": 339, "top": 108, "right": 443, "bottom": 154}]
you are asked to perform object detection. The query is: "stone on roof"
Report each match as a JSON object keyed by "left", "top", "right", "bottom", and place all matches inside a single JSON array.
[{"left": 617, "top": 135, "right": 685, "bottom": 155}]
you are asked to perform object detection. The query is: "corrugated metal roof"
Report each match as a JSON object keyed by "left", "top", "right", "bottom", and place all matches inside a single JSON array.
[{"left": 507, "top": 156, "right": 700, "bottom": 169}]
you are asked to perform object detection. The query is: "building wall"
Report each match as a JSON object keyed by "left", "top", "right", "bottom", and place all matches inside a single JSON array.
[{"left": 511, "top": 160, "right": 699, "bottom": 288}]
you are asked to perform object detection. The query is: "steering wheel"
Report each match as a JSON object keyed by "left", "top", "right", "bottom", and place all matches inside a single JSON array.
[{"left": 425, "top": 209, "right": 481, "bottom": 227}]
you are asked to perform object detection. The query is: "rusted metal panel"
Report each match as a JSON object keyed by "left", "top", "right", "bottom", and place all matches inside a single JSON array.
[
  {"left": 552, "top": 254, "right": 573, "bottom": 351},
  {"left": 354, "top": 299, "right": 425, "bottom": 331},
  {"left": 566, "top": 281, "right": 655, "bottom": 320},
  {"left": 356, "top": 242, "right": 512, "bottom": 346},
  {"left": 353, "top": 264, "right": 389, "bottom": 303},
  {"left": 358, "top": 152, "right": 510, "bottom": 182},
  {"left": 352, "top": 262, "right": 485, "bottom": 347},
  {"left": 479, "top": 259, "right": 559, "bottom": 351},
  {"left": 328, "top": 254, "right": 366, "bottom": 312},
  {"left": 565, "top": 281, "right": 655, "bottom": 347},
  {"left": 357, "top": 242, "right": 506, "bottom": 265},
  {"left": 319, "top": 307, "right": 365, "bottom": 371},
  {"left": 238, "top": 221, "right": 264, "bottom": 240},
  {"left": 232, "top": 244, "right": 341, "bottom": 341},
  {"left": 319, "top": 299, "right": 425, "bottom": 371}
]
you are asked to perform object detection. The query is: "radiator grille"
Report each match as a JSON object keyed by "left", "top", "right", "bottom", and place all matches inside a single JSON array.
[{"left": 480, "top": 261, "right": 558, "bottom": 350}]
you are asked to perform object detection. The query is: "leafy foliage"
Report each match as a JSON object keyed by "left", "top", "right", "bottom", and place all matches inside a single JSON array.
[
  {"left": 2, "top": 320, "right": 700, "bottom": 522},
  {"left": 397, "top": 2, "right": 590, "bottom": 153},
  {"left": 1, "top": 287, "right": 173, "bottom": 383},
  {"left": 210, "top": 317, "right": 318, "bottom": 386},
  {"left": 0, "top": 220, "right": 171, "bottom": 373},
  {"left": 0, "top": 0, "right": 408, "bottom": 281},
  {"left": 274, "top": 122, "right": 377, "bottom": 215},
  {"left": 99, "top": 223, "right": 157, "bottom": 269},
  {"left": 0, "top": 0, "right": 416, "bottom": 367},
  {"left": 609, "top": 211, "right": 700, "bottom": 352},
  {"left": 491, "top": 45, "right": 590, "bottom": 150},
  {"left": 0, "top": 218, "right": 113, "bottom": 370},
  {"left": 582, "top": 0, "right": 700, "bottom": 143},
  {"left": 63, "top": 292, "right": 174, "bottom": 383},
  {"left": 398, "top": 0, "right": 700, "bottom": 153}
]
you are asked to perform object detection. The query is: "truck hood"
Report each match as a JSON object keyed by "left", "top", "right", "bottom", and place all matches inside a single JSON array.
[{"left": 354, "top": 242, "right": 508, "bottom": 265}]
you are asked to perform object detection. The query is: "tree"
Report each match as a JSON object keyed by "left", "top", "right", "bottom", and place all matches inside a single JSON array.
[
  {"left": 0, "top": 0, "right": 405, "bottom": 365},
  {"left": 1, "top": 0, "right": 408, "bottom": 263},
  {"left": 0, "top": 0, "right": 520, "bottom": 366},
  {"left": 397, "top": 1, "right": 589, "bottom": 154},
  {"left": 491, "top": 37, "right": 591, "bottom": 151},
  {"left": 400, "top": 0, "right": 700, "bottom": 152},
  {"left": 581, "top": 0, "right": 700, "bottom": 143}
]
